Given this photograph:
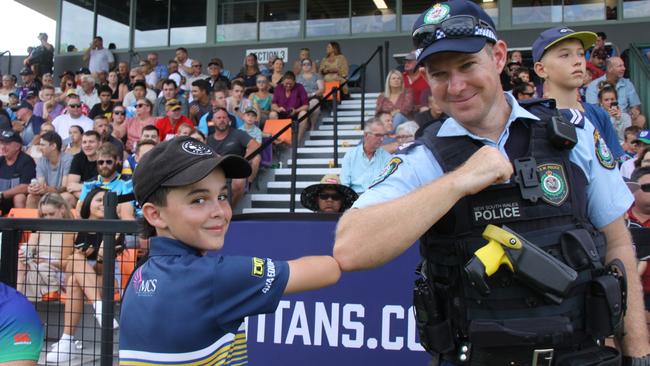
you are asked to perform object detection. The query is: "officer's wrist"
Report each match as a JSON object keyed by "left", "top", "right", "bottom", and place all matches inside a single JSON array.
[{"left": 623, "top": 354, "right": 650, "bottom": 366}]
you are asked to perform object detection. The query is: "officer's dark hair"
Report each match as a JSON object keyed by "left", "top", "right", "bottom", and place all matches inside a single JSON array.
[
  {"left": 191, "top": 79, "right": 210, "bottom": 93},
  {"left": 596, "top": 32, "right": 607, "bottom": 40},
  {"left": 631, "top": 166, "right": 650, "bottom": 182},
  {"left": 175, "top": 47, "right": 188, "bottom": 54},
  {"left": 40, "top": 131, "right": 63, "bottom": 151}
]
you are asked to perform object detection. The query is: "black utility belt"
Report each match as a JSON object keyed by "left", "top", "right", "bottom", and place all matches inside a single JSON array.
[{"left": 445, "top": 344, "right": 621, "bottom": 366}]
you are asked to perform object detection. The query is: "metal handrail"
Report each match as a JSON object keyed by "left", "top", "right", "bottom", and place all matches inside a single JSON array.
[
  {"left": 0, "top": 50, "right": 12, "bottom": 76},
  {"left": 245, "top": 44, "right": 385, "bottom": 212}
]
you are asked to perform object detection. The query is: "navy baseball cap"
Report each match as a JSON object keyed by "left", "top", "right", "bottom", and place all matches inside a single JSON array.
[
  {"left": 412, "top": 0, "right": 497, "bottom": 66},
  {"left": 532, "top": 27, "right": 597, "bottom": 63},
  {"left": 133, "top": 136, "right": 252, "bottom": 205}
]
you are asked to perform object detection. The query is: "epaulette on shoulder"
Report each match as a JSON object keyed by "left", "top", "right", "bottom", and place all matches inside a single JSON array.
[
  {"left": 518, "top": 98, "right": 557, "bottom": 120},
  {"left": 396, "top": 140, "right": 420, "bottom": 155}
]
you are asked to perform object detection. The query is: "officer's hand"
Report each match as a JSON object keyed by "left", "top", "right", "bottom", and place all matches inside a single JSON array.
[{"left": 454, "top": 146, "right": 513, "bottom": 196}]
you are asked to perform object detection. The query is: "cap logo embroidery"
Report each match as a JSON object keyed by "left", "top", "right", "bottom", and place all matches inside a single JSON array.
[
  {"left": 641, "top": 131, "right": 649, "bottom": 138},
  {"left": 559, "top": 28, "right": 573, "bottom": 33},
  {"left": 181, "top": 140, "right": 213, "bottom": 156},
  {"left": 424, "top": 3, "right": 451, "bottom": 24}
]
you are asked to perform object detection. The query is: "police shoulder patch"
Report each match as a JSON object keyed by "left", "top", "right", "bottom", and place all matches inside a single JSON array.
[
  {"left": 252, "top": 257, "right": 265, "bottom": 277},
  {"left": 537, "top": 163, "right": 569, "bottom": 206},
  {"left": 593, "top": 130, "right": 616, "bottom": 170},
  {"left": 369, "top": 157, "right": 403, "bottom": 189}
]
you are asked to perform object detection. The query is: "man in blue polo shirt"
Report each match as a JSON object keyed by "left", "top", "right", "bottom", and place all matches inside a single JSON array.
[{"left": 339, "top": 118, "right": 391, "bottom": 194}]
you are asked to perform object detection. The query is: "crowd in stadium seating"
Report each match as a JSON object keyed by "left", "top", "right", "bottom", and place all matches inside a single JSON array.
[{"left": 4, "top": 30, "right": 650, "bottom": 359}]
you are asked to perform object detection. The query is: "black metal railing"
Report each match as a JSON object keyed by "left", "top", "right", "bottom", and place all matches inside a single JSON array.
[
  {"left": 0, "top": 50, "right": 11, "bottom": 76},
  {"left": 245, "top": 44, "right": 386, "bottom": 212}
]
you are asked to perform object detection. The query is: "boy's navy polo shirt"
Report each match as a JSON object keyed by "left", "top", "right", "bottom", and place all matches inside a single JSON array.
[{"left": 119, "top": 236, "right": 289, "bottom": 365}]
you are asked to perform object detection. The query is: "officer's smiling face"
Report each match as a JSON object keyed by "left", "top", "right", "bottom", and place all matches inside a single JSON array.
[
  {"left": 151, "top": 168, "right": 232, "bottom": 254},
  {"left": 424, "top": 41, "right": 507, "bottom": 129}
]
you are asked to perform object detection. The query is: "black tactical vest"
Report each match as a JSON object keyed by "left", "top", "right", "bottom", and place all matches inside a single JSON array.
[{"left": 414, "top": 104, "right": 609, "bottom": 361}]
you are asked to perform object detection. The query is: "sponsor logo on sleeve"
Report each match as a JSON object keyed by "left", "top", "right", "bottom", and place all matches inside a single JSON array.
[{"left": 252, "top": 257, "right": 265, "bottom": 277}]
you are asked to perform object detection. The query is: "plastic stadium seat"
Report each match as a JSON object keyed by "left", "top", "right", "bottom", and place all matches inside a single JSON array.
[
  {"left": 324, "top": 81, "right": 341, "bottom": 102},
  {"left": 263, "top": 119, "right": 293, "bottom": 145}
]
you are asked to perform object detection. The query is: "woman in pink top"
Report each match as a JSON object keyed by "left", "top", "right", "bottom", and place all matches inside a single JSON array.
[
  {"left": 123, "top": 98, "right": 155, "bottom": 153},
  {"left": 375, "top": 70, "right": 415, "bottom": 129}
]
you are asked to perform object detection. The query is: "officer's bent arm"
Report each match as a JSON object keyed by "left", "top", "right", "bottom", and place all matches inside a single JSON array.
[
  {"left": 284, "top": 256, "right": 341, "bottom": 294},
  {"left": 334, "top": 172, "right": 464, "bottom": 272},
  {"left": 334, "top": 145, "right": 512, "bottom": 271},
  {"left": 602, "top": 216, "right": 650, "bottom": 357}
]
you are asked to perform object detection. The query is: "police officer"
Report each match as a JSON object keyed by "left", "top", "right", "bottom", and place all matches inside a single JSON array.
[{"left": 333, "top": 0, "right": 650, "bottom": 365}]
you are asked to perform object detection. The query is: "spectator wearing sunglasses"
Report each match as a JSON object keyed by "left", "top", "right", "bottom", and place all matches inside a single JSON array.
[
  {"left": 0, "top": 129, "right": 36, "bottom": 214},
  {"left": 76, "top": 142, "right": 134, "bottom": 219},
  {"left": 300, "top": 174, "right": 358, "bottom": 213},
  {"left": 51, "top": 95, "right": 93, "bottom": 140}
]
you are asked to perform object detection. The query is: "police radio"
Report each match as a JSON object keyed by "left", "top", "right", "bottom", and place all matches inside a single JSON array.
[{"left": 547, "top": 114, "right": 577, "bottom": 150}]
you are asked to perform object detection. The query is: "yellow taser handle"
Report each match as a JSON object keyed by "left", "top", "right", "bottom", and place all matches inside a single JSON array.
[
  {"left": 474, "top": 239, "right": 513, "bottom": 275},
  {"left": 474, "top": 225, "right": 523, "bottom": 276}
]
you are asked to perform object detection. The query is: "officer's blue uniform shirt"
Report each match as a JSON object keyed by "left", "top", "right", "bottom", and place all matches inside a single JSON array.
[
  {"left": 355, "top": 93, "right": 633, "bottom": 229},
  {"left": 119, "top": 236, "right": 289, "bottom": 365}
]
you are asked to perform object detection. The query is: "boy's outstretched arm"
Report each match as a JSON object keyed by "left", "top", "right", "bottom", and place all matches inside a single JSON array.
[{"left": 284, "top": 256, "right": 341, "bottom": 294}]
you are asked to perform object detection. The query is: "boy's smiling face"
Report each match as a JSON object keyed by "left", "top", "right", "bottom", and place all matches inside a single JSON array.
[{"left": 146, "top": 168, "right": 232, "bottom": 253}]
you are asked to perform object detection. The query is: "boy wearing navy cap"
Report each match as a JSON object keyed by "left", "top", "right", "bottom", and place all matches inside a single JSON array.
[
  {"left": 335, "top": 0, "right": 650, "bottom": 365},
  {"left": 119, "top": 136, "right": 340, "bottom": 365},
  {"left": 532, "top": 26, "right": 626, "bottom": 163}
]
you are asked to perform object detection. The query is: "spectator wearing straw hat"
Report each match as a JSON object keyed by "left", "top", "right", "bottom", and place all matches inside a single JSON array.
[{"left": 300, "top": 174, "right": 358, "bottom": 213}]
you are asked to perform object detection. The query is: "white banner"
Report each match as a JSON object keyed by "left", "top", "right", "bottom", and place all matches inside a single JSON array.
[{"left": 246, "top": 47, "right": 289, "bottom": 64}]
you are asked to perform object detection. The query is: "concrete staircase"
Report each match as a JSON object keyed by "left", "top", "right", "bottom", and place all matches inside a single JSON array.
[{"left": 243, "top": 92, "right": 379, "bottom": 214}]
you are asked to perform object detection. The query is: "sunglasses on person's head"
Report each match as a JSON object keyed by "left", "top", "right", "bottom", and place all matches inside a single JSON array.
[
  {"left": 256, "top": 79, "right": 267, "bottom": 84},
  {"left": 192, "top": 64, "right": 202, "bottom": 68},
  {"left": 136, "top": 103, "right": 148, "bottom": 108},
  {"left": 1, "top": 130, "right": 16, "bottom": 139},
  {"left": 302, "top": 61, "right": 312, "bottom": 66},
  {"left": 521, "top": 91, "right": 535, "bottom": 97},
  {"left": 97, "top": 159, "right": 114, "bottom": 166},
  {"left": 68, "top": 104, "right": 81, "bottom": 108},
  {"left": 318, "top": 192, "right": 342, "bottom": 201},
  {"left": 412, "top": 15, "right": 497, "bottom": 50},
  {"left": 113, "top": 110, "right": 125, "bottom": 115}
]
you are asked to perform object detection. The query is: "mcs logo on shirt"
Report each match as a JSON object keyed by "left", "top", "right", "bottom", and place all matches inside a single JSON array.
[{"left": 132, "top": 267, "right": 158, "bottom": 297}]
